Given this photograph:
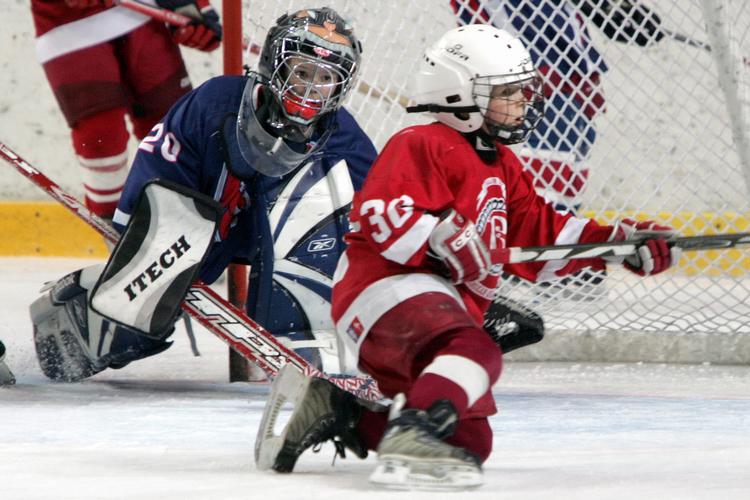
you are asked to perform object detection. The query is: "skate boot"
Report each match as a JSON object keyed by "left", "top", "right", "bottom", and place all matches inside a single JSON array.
[
  {"left": 0, "top": 339, "right": 16, "bottom": 385},
  {"left": 370, "top": 394, "right": 483, "bottom": 490},
  {"left": 255, "top": 364, "right": 374, "bottom": 472}
]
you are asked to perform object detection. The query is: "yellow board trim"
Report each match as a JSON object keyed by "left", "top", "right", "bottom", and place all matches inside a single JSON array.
[
  {"left": 583, "top": 210, "right": 750, "bottom": 276},
  {"left": 2, "top": 202, "right": 748, "bottom": 275},
  {"left": 0, "top": 201, "right": 108, "bottom": 257}
]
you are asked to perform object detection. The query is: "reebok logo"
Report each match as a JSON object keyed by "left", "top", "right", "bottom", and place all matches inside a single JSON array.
[
  {"left": 307, "top": 237, "right": 336, "bottom": 252},
  {"left": 123, "top": 235, "right": 192, "bottom": 301}
]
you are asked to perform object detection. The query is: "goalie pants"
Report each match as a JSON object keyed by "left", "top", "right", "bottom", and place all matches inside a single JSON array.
[{"left": 356, "top": 292, "right": 503, "bottom": 463}]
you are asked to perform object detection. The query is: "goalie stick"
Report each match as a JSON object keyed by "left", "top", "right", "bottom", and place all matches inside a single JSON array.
[{"left": 0, "top": 141, "right": 383, "bottom": 402}]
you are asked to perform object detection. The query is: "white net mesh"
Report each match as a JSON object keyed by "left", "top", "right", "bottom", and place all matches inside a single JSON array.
[{"left": 243, "top": 0, "right": 750, "bottom": 362}]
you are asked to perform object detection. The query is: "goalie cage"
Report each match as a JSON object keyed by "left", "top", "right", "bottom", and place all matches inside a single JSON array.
[{"left": 232, "top": 0, "right": 750, "bottom": 365}]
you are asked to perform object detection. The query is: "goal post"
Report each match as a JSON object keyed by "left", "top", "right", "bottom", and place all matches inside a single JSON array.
[{"left": 229, "top": 0, "right": 750, "bottom": 365}]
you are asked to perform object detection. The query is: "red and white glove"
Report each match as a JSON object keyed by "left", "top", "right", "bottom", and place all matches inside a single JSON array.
[
  {"left": 428, "top": 209, "right": 492, "bottom": 284},
  {"left": 609, "top": 218, "right": 681, "bottom": 276},
  {"left": 156, "top": 0, "right": 222, "bottom": 52}
]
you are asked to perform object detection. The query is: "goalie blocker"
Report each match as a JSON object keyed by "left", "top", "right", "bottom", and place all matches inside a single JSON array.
[{"left": 30, "top": 181, "right": 220, "bottom": 381}]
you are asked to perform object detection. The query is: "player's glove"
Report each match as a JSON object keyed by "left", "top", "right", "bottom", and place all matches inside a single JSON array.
[
  {"left": 428, "top": 209, "right": 492, "bottom": 284},
  {"left": 156, "top": 0, "right": 222, "bottom": 52},
  {"left": 574, "top": 0, "right": 665, "bottom": 47},
  {"left": 608, "top": 218, "right": 681, "bottom": 276}
]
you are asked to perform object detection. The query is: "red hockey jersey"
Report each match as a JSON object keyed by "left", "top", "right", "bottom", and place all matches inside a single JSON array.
[{"left": 331, "top": 123, "right": 613, "bottom": 357}]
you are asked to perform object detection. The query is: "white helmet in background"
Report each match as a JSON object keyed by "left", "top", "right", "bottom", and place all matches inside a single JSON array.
[{"left": 409, "top": 25, "right": 544, "bottom": 145}]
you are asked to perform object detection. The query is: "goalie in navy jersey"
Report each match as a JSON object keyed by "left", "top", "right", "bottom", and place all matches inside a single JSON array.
[
  {"left": 254, "top": 25, "right": 681, "bottom": 490},
  {"left": 29, "top": 7, "right": 377, "bottom": 382}
]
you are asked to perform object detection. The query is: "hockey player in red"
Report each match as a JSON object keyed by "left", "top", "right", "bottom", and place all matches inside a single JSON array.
[
  {"left": 255, "top": 25, "right": 680, "bottom": 489},
  {"left": 31, "top": 0, "right": 221, "bottom": 219}
]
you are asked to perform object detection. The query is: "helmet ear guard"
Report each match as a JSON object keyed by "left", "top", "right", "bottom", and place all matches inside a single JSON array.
[{"left": 410, "top": 25, "right": 544, "bottom": 145}]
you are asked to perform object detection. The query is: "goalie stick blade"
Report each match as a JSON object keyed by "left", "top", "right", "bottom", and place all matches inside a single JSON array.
[{"left": 254, "top": 365, "right": 311, "bottom": 471}]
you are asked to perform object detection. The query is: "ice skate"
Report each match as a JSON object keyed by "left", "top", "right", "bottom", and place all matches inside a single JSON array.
[
  {"left": 0, "top": 339, "right": 16, "bottom": 386},
  {"left": 370, "top": 394, "right": 483, "bottom": 490},
  {"left": 255, "top": 364, "right": 370, "bottom": 472}
]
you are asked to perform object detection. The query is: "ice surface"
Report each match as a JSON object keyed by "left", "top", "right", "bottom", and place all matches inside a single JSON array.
[{"left": 1, "top": 258, "right": 749, "bottom": 499}]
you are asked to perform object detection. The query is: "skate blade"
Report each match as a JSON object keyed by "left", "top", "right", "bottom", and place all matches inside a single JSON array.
[
  {"left": 254, "top": 364, "right": 310, "bottom": 471},
  {"left": 0, "top": 361, "right": 15, "bottom": 386},
  {"left": 369, "top": 457, "right": 483, "bottom": 491}
]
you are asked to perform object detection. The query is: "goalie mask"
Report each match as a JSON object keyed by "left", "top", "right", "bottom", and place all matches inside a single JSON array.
[
  {"left": 236, "top": 8, "right": 362, "bottom": 178},
  {"left": 409, "top": 25, "right": 544, "bottom": 145}
]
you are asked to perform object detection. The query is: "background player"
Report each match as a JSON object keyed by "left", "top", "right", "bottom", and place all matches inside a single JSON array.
[
  {"left": 31, "top": 0, "right": 222, "bottom": 220},
  {"left": 29, "top": 7, "right": 376, "bottom": 382}
]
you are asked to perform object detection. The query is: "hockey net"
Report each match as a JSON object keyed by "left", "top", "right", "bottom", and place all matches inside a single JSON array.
[{"left": 240, "top": 0, "right": 750, "bottom": 364}]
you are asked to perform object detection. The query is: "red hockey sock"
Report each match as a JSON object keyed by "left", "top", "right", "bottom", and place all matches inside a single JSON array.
[
  {"left": 407, "top": 327, "right": 502, "bottom": 417},
  {"left": 71, "top": 108, "right": 130, "bottom": 219},
  {"left": 357, "top": 408, "right": 389, "bottom": 451}
]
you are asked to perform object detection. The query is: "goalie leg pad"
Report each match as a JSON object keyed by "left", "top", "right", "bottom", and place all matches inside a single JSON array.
[
  {"left": 30, "top": 266, "right": 173, "bottom": 382},
  {"left": 90, "top": 180, "right": 220, "bottom": 338}
]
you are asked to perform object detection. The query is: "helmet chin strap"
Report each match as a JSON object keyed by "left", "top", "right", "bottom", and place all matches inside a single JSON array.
[
  {"left": 482, "top": 118, "right": 519, "bottom": 144},
  {"left": 463, "top": 127, "right": 499, "bottom": 164}
]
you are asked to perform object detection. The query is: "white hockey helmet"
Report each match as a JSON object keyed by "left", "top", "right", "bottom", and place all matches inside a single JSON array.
[{"left": 409, "top": 25, "right": 544, "bottom": 144}]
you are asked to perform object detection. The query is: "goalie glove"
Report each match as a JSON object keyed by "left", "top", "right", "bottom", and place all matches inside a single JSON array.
[
  {"left": 428, "top": 209, "right": 492, "bottom": 284},
  {"left": 156, "top": 0, "right": 222, "bottom": 52},
  {"left": 483, "top": 295, "right": 544, "bottom": 354},
  {"left": 608, "top": 218, "right": 681, "bottom": 276},
  {"left": 573, "top": 0, "right": 665, "bottom": 47}
]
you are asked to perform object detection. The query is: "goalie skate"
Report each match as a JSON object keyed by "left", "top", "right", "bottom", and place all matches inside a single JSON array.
[
  {"left": 0, "top": 339, "right": 15, "bottom": 386},
  {"left": 369, "top": 395, "right": 483, "bottom": 491},
  {"left": 255, "top": 364, "right": 369, "bottom": 472}
]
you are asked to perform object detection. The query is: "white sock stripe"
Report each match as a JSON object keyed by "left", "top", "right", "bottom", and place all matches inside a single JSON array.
[
  {"left": 79, "top": 166, "right": 129, "bottom": 191},
  {"left": 77, "top": 151, "right": 128, "bottom": 169},
  {"left": 85, "top": 189, "right": 123, "bottom": 204},
  {"left": 421, "top": 354, "right": 490, "bottom": 407}
]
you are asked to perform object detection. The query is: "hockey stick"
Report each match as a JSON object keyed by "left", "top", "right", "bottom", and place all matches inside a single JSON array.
[
  {"left": 114, "top": 0, "right": 191, "bottom": 26},
  {"left": 659, "top": 29, "right": 750, "bottom": 68},
  {"left": 493, "top": 232, "right": 750, "bottom": 264},
  {"left": 116, "top": 0, "right": 256, "bottom": 52},
  {"left": 0, "top": 142, "right": 383, "bottom": 401}
]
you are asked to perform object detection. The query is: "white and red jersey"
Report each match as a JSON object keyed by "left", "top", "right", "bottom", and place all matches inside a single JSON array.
[{"left": 331, "top": 123, "right": 612, "bottom": 363}]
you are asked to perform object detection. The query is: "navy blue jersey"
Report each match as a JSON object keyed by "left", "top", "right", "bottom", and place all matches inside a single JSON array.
[{"left": 114, "top": 75, "right": 377, "bottom": 370}]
